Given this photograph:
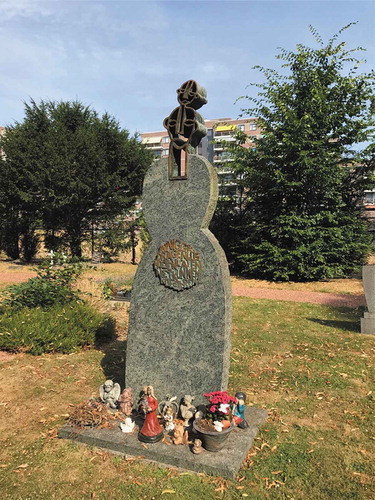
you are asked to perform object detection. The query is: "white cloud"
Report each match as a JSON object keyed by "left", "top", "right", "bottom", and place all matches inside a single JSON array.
[{"left": 0, "top": 0, "right": 52, "bottom": 21}]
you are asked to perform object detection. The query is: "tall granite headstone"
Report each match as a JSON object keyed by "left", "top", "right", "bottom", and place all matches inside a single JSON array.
[{"left": 125, "top": 81, "right": 232, "bottom": 401}]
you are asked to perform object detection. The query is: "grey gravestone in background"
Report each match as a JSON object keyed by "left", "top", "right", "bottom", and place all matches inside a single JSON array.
[
  {"left": 125, "top": 81, "right": 232, "bottom": 402},
  {"left": 361, "top": 265, "right": 375, "bottom": 334}
]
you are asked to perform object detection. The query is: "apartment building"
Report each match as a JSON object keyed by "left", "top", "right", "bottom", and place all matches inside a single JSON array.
[{"left": 141, "top": 117, "right": 260, "bottom": 201}]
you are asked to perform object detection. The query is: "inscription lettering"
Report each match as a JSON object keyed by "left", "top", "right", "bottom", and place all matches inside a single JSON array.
[{"left": 153, "top": 239, "right": 202, "bottom": 291}]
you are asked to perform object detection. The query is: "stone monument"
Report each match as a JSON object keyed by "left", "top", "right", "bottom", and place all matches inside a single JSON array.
[
  {"left": 125, "top": 80, "right": 232, "bottom": 401},
  {"left": 361, "top": 265, "right": 375, "bottom": 334}
]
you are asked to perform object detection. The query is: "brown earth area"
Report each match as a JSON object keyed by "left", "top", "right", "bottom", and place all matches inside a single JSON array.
[
  {"left": 231, "top": 283, "right": 365, "bottom": 308},
  {"left": 0, "top": 270, "right": 36, "bottom": 284},
  {"left": 0, "top": 263, "right": 365, "bottom": 309}
]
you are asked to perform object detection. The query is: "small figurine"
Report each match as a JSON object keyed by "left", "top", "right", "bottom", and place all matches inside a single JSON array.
[
  {"left": 119, "top": 387, "right": 134, "bottom": 416},
  {"left": 138, "top": 386, "right": 164, "bottom": 443},
  {"left": 99, "top": 380, "right": 121, "bottom": 409},
  {"left": 233, "top": 391, "right": 249, "bottom": 429},
  {"left": 120, "top": 417, "right": 135, "bottom": 433},
  {"left": 180, "top": 395, "right": 196, "bottom": 427},
  {"left": 138, "top": 391, "right": 149, "bottom": 415},
  {"left": 172, "top": 421, "right": 190, "bottom": 445},
  {"left": 159, "top": 395, "right": 178, "bottom": 416},
  {"left": 192, "top": 438, "right": 203, "bottom": 454},
  {"left": 163, "top": 407, "right": 175, "bottom": 433}
]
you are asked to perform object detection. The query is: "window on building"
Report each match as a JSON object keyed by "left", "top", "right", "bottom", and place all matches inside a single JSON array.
[
  {"left": 249, "top": 123, "right": 257, "bottom": 131},
  {"left": 365, "top": 192, "right": 375, "bottom": 204},
  {"left": 162, "top": 136, "right": 169, "bottom": 143},
  {"left": 237, "top": 124, "right": 245, "bottom": 131},
  {"left": 162, "top": 149, "right": 169, "bottom": 157}
]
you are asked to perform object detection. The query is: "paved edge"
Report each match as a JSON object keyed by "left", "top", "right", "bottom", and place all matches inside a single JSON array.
[{"left": 58, "top": 407, "right": 268, "bottom": 479}]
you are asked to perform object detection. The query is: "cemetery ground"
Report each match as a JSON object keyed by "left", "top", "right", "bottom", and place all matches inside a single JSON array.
[{"left": 0, "top": 261, "right": 374, "bottom": 499}]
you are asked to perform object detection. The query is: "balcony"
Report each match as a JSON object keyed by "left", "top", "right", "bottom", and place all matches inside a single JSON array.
[{"left": 213, "top": 133, "right": 235, "bottom": 141}]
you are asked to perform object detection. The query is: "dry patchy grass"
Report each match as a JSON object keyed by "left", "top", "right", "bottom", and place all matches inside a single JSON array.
[{"left": 0, "top": 297, "right": 374, "bottom": 499}]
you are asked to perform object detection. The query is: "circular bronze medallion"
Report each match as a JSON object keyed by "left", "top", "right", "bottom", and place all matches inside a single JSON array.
[{"left": 153, "top": 239, "right": 202, "bottom": 291}]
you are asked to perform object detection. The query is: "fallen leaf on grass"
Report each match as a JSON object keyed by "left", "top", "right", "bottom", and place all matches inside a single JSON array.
[
  {"left": 48, "top": 428, "right": 58, "bottom": 438},
  {"left": 238, "top": 476, "right": 245, "bottom": 482},
  {"left": 236, "top": 485, "right": 245, "bottom": 490},
  {"left": 0, "top": 464, "right": 9, "bottom": 468},
  {"left": 140, "top": 443, "right": 148, "bottom": 449},
  {"left": 271, "top": 471, "right": 283, "bottom": 475},
  {"left": 353, "top": 472, "right": 373, "bottom": 485},
  {"left": 125, "top": 456, "right": 145, "bottom": 462},
  {"left": 15, "top": 464, "right": 28, "bottom": 469},
  {"left": 214, "top": 482, "right": 227, "bottom": 493},
  {"left": 308, "top": 449, "right": 314, "bottom": 453},
  {"left": 161, "top": 490, "right": 176, "bottom": 495},
  {"left": 266, "top": 480, "right": 284, "bottom": 489}
]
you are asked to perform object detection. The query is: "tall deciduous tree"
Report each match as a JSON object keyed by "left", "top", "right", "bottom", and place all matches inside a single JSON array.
[
  {"left": 225, "top": 24, "right": 375, "bottom": 281},
  {"left": 0, "top": 100, "right": 152, "bottom": 259}
]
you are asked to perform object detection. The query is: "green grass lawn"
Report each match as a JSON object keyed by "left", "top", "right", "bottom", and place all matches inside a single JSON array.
[{"left": 0, "top": 297, "right": 374, "bottom": 499}]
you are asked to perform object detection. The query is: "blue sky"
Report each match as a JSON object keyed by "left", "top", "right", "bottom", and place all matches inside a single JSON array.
[{"left": 1, "top": 0, "right": 374, "bottom": 135}]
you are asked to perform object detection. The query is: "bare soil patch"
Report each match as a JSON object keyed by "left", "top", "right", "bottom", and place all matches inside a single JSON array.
[{"left": 231, "top": 283, "right": 365, "bottom": 308}]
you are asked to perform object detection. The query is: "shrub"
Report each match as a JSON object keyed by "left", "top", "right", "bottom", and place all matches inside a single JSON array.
[
  {"left": 2, "top": 260, "right": 84, "bottom": 310},
  {"left": 0, "top": 302, "right": 115, "bottom": 355}
]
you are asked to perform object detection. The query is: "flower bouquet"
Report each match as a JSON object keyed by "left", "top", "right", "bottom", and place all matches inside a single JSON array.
[{"left": 193, "top": 391, "right": 237, "bottom": 451}]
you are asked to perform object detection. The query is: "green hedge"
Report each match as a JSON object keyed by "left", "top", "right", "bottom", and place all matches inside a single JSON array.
[{"left": 0, "top": 302, "right": 115, "bottom": 355}]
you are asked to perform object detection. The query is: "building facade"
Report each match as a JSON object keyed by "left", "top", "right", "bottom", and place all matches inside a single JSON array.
[{"left": 140, "top": 117, "right": 261, "bottom": 202}]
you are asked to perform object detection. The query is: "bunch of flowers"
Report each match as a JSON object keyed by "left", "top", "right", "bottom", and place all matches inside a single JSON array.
[{"left": 203, "top": 391, "right": 237, "bottom": 422}]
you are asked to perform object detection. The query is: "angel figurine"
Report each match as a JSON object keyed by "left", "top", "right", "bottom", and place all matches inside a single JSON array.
[
  {"left": 159, "top": 395, "right": 178, "bottom": 416},
  {"left": 120, "top": 417, "right": 135, "bottom": 433},
  {"left": 180, "top": 395, "right": 196, "bottom": 427},
  {"left": 99, "top": 380, "right": 121, "bottom": 409}
]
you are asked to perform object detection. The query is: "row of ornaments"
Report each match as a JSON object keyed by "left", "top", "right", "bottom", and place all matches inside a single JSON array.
[{"left": 99, "top": 381, "right": 248, "bottom": 444}]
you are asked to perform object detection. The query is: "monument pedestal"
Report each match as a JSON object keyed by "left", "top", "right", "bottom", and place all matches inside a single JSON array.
[
  {"left": 360, "top": 312, "right": 375, "bottom": 335},
  {"left": 58, "top": 407, "right": 267, "bottom": 479}
]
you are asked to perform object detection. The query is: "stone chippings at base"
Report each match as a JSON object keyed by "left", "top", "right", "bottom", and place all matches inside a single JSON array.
[{"left": 58, "top": 407, "right": 268, "bottom": 479}]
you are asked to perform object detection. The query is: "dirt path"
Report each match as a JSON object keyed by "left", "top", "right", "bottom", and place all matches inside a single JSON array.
[
  {"left": 0, "top": 270, "right": 36, "bottom": 284},
  {"left": 231, "top": 283, "right": 366, "bottom": 308},
  {"left": 0, "top": 264, "right": 366, "bottom": 308}
]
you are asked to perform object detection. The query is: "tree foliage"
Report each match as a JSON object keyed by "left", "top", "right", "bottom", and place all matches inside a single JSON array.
[
  {"left": 0, "top": 100, "right": 152, "bottom": 259},
  {"left": 225, "top": 24, "right": 375, "bottom": 281}
]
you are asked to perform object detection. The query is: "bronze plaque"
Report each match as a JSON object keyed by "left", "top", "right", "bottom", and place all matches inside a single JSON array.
[{"left": 153, "top": 239, "right": 202, "bottom": 291}]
